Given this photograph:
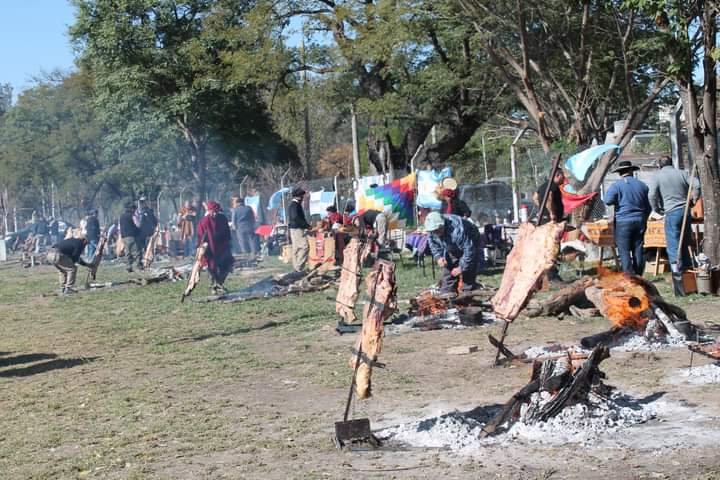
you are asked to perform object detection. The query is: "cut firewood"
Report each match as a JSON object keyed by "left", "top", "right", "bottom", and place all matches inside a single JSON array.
[
  {"left": 143, "top": 226, "right": 161, "bottom": 268},
  {"left": 181, "top": 241, "right": 208, "bottom": 303},
  {"left": 446, "top": 345, "right": 479, "bottom": 355},
  {"left": 481, "top": 345, "right": 610, "bottom": 437},
  {"left": 536, "top": 346, "right": 610, "bottom": 422},
  {"left": 524, "top": 276, "right": 594, "bottom": 317}
]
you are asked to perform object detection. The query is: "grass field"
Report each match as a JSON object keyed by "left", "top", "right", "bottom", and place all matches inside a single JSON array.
[{"left": 1, "top": 256, "right": 719, "bottom": 479}]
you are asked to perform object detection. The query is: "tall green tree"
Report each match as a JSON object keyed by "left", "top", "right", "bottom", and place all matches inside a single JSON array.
[
  {"left": 70, "top": 0, "right": 296, "bottom": 200},
  {"left": 624, "top": 0, "right": 720, "bottom": 263},
  {"left": 457, "top": 0, "right": 672, "bottom": 192},
  {"left": 231, "top": 0, "right": 508, "bottom": 175}
]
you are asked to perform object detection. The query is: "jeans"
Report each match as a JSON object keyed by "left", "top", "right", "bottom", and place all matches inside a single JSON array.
[
  {"left": 86, "top": 240, "right": 97, "bottom": 261},
  {"left": 182, "top": 237, "right": 194, "bottom": 257},
  {"left": 236, "top": 229, "right": 258, "bottom": 255},
  {"left": 614, "top": 219, "right": 647, "bottom": 275},
  {"left": 664, "top": 208, "right": 692, "bottom": 270}
]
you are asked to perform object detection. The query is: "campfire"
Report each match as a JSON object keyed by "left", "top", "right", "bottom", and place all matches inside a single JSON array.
[
  {"left": 380, "top": 346, "right": 661, "bottom": 450},
  {"left": 390, "top": 289, "right": 496, "bottom": 331},
  {"left": 523, "top": 268, "right": 699, "bottom": 352}
]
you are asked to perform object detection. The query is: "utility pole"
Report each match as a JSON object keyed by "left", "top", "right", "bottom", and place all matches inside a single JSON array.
[
  {"left": 481, "top": 134, "right": 489, "bottom": 182},
  {"left": 50, "top": 182, "right": 56, "bottom": 218},
  {"left": 351, "top": 104, "right": 361, "bottom": 180},
  {"left": 300, "top": 27, "right": 312, "bottom": 178},
  {"left": 510, "top": 127, "right": 528, "bottom": 223}
]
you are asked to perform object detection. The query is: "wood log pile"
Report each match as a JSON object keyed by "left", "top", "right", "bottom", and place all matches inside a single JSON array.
[
  {"left": 201, "top": 267, "right": 339, "bottom": 304},
  {"left": 396, "top": 289, "right": 496, "bottom": 331},
  {"left": 481, "top": 345, "right": 611, "bottom": 437},
  {"left": 524, "top": 268, "right": 698, "bottom": 348}
]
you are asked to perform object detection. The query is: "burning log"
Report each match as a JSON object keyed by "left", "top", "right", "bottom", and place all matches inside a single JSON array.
[
  {"left": 481, "top": 345, "right": 610, "bottom": 437},
  {"left": 580, "top": 327, "right": 635, "bottom": 349},
  {"left": 582, "top": 268, "right": 698, "bottom": 344},
  {"left": 350, "top": 260, "right": 397, "bottom": 400}
]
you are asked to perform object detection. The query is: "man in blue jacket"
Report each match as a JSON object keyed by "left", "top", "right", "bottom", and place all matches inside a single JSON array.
[
  {"left": 603, "top": 160, "right": 652, "bottom": 275},
  {"left": 425, "top": 211, "right": 481, "bottom": 293}
]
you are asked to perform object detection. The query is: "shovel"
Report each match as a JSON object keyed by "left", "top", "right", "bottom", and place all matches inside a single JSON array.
[{"left": 333, "top": 344, "right": 379, "bottom": 449}]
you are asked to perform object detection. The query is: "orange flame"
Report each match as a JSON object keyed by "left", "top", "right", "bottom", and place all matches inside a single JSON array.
[
  {"left": 595, "top": 267, "right": 651, "bottom": 330},
  {"left": 413, "top": 292, "right": 450, "bottom": 316}
]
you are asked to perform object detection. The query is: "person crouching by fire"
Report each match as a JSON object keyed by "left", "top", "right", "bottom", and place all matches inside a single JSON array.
[
  {"left": 48, "top": 235, "right": 93, "bottom": 294},
  {"left": 425, "top": 211, "right": 482, "bottom": 293},
  {"left": 197, "top": 201, "right": 234, "bottom": 294}
]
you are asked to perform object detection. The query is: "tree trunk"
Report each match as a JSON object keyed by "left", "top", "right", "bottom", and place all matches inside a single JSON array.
[
  {"left": 177, "top": 117, "right": 207, "bottom": 202},
  {"left": 679, "top": 9, "right": 720, "bottom": 264},
  {"left": 580, "top": 78, "right": 671, "bottom": 194}
]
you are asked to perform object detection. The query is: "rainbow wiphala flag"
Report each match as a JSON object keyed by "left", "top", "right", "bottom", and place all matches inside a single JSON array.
[{"left": 357, "top": 172, "right": 416, "bottom": 228}]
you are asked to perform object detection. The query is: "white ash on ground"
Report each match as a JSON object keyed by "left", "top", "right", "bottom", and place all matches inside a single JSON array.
[
  {"left": 609, "top": 332, "right": 686, "bottom": 352},
  {"left": 522, "top": 333, "right": 686, "bottom": 359},
  {"left": 378, "top": 391, "right": 661, "bottom": 452},
  {"left": 670, "top": 362, "right": 720, "bottom": 385}
]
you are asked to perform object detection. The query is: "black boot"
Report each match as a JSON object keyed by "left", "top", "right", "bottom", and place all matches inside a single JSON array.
[{"left": 671, "top": 272, "right": 686, "bottom": 297}]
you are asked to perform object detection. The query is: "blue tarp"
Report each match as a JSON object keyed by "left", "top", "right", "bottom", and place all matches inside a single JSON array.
[{"left": 565, "top": 144, "right": 621, "bottom": 182}]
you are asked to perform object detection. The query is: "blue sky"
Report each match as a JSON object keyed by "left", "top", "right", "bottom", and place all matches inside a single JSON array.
[{"left": 1, "top": 1, "right": 77, "bottom": 99}]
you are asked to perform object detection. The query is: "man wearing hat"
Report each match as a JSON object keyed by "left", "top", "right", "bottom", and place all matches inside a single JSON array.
[
  {"left": 438, "top": 178, "right": 471, "bottom": 218},
  {"left": 288, "top": 187, "right": 310, "bottom": 271},
  {"left": 120, "top": 202, "right": 143, "bottom": 272},
  {"left": 648, "top": 155, "right": 701, "bottom": 277},
  {"left": 424, "top": 211, "right": 482, "bottom": 293},
  {"left": 603, "top": 160, "right": 652, "bottom": 275},
  {"left": 49, "top": 235, "right": 92, "bottom": 294}
]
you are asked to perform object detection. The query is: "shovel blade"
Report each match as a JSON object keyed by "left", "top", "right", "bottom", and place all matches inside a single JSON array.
[{"left": 334, "top": 418, "right": 372, "bottom": 445}]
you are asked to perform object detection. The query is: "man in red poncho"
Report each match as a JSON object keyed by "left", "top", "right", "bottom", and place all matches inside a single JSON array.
[{"left": 197, "top": 201, "right": 234, "bottom": 293}]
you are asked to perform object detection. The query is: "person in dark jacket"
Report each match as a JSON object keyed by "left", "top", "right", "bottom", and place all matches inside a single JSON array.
[
  {"left": 534, "top": 170, "right": 566, "bottom": 223},
  {"left": 352, "top": 209, "right": 391, "bottom": 246},
  {"left": 85, "top": 210, "right": 101, "bottom": 260},
  {"left": 288, "top": 187, "right": 310, "bottom": 271},
  {"left": 230, "top": 196, "right": 257, "bottom": 255},
  {"left": 120, "top": 203, "right": 142, "bottom": 272},
  {"left": 135, "top": 197, "right": 158, "bottom": 254},
  {"left": 197, "top": 201, "right": 234, "bottom": 293},
  {"left": 425, "top": 212, "right": 482, "bottom": 293},
  {"left": 32, "top": 214, "right": 49, "bottom": 253},
  {"left": 51, "top": 236, "right": 92, "bottom": 294},
  {"left": 604, "top": 160, "right": 652, "bottom": 275}
]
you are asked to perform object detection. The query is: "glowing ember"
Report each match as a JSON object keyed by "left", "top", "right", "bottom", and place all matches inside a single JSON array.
[
  {"left": 593, "top": 268, "right": 652, "bottom": 330},
  {"left": 412, "top": 292, "right": 450, "bottom": 317}
]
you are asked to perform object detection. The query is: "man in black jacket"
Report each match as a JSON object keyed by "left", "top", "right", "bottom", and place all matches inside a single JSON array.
[
  {"left": 51, "top": 236, "right": 91, "bottom": 294},
  {"left": 85, "top": 209, "right": 101, "bottom": 260},
  {"left": 136, "top": 197, "right": 158, "bottom": 254},
  {"left": 120, "top": 203, "right": 142, "bottom": 272},
  {"left": 288, "top": 187, "right": 310, "bottom": 271}
]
